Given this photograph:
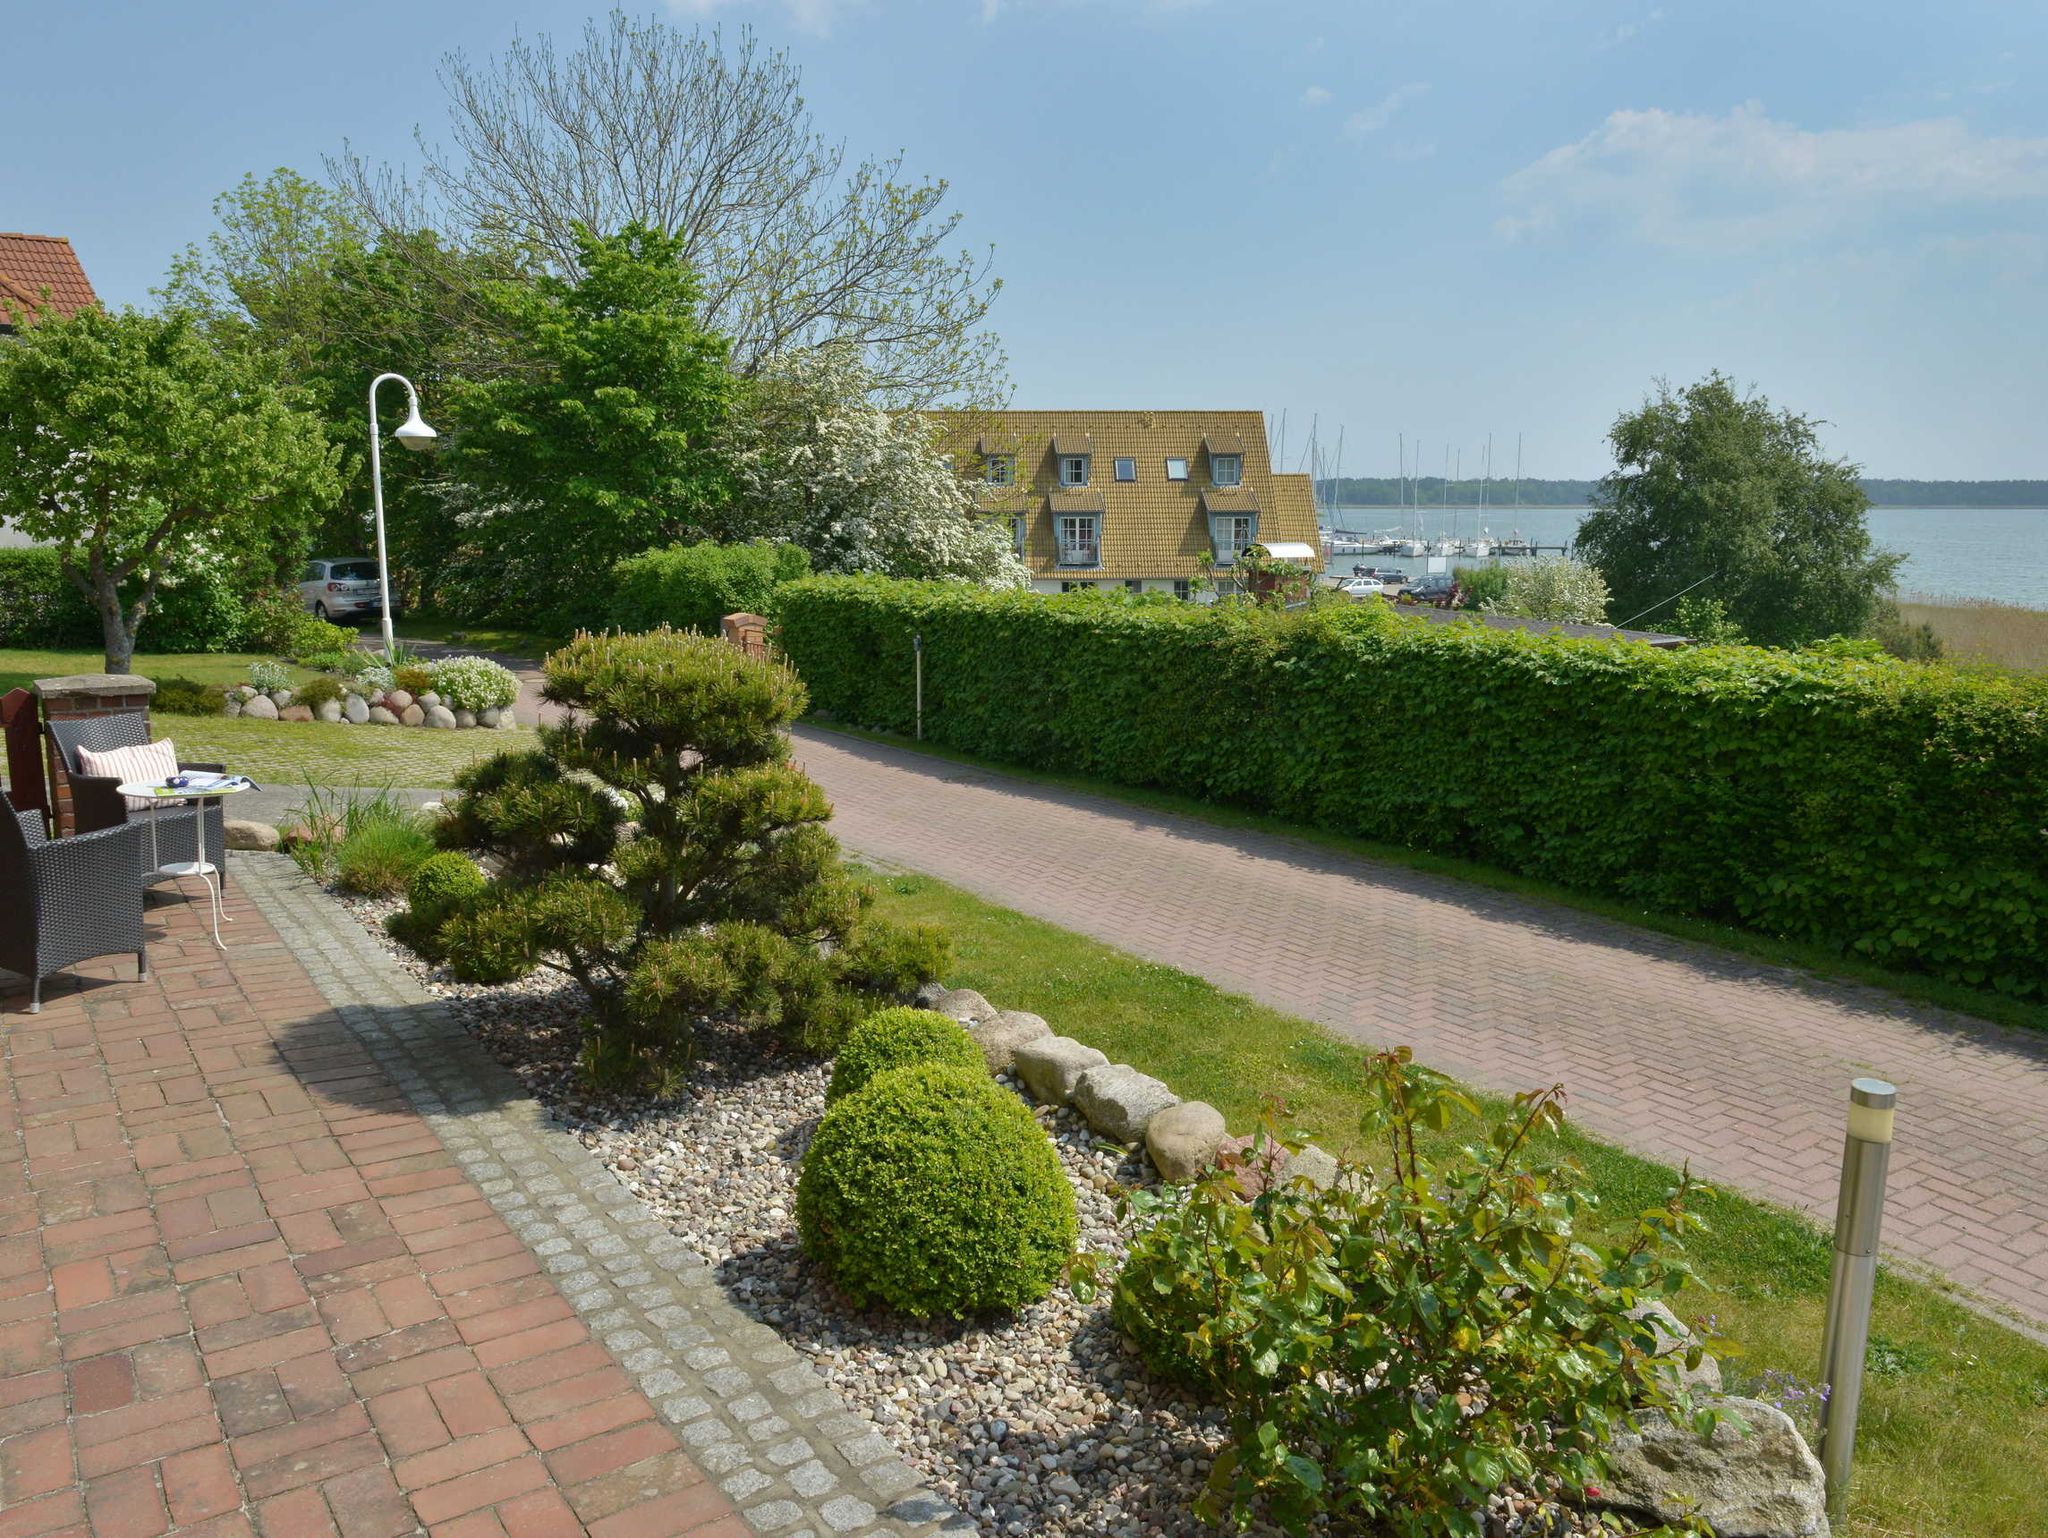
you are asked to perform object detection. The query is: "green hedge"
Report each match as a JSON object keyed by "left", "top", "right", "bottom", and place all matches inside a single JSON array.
[
  {"left": 610, "top": 539, "right": 810, "bottom": 636},
  {"left": 775, "top": 576, "right": 2048, "bottom": 998},
  {"left": 0, "top": 547, "right": 247, "bottom": 651}
]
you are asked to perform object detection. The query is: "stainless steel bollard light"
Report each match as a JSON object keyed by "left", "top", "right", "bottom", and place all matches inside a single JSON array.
[
  {"left": 913, "top": 632, "right": 924, "bottom": 741},
  {"left": 1815, "top": 1076, "right": 1897, "bottom": 1526}
]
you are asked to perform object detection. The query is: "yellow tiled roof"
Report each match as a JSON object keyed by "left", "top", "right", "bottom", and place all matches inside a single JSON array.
[{"left": 928, "top": 409, "right": 1321, "bottom": 582}]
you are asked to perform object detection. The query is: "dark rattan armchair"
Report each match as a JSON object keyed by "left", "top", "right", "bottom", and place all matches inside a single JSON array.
[
  {"left": 1, "top": 790, "right": 149, "bottom": 1013},
  {"left": 46, "top": 713, "right": 227, "bottom": 884}
]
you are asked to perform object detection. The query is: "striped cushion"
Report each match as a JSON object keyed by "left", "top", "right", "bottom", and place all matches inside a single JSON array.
[{"left": 76, "top": 738, "right": 179, "bottom": 812}]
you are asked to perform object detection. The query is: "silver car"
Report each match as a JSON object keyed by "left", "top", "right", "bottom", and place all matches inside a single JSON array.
[{"left": 298, "top": 557, "right": 396, "bottom": 622}]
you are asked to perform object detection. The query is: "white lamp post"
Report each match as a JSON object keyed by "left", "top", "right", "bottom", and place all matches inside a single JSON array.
[{"left": 366, "top": 372, "right": 437, "bottom": 661}]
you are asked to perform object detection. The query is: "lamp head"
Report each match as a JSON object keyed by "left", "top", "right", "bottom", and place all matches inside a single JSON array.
[{"left": 393, "top": 404, "right": 438, "bottom": 452}]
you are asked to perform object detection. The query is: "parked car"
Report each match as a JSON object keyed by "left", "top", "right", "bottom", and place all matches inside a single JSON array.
[
  {"left": 1338, "top": 575, "right": 1385, "bottom": 598},
  {"left": 298, "top": 557, "right": 398, "bottom": 622},
  {"left": 1404, "top": 572, "right": 1459, "bottom": 603}
]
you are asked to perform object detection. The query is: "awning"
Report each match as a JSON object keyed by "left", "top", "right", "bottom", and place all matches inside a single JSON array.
[{"left": 1255, "top": 541, "right": 1318, "bottom": 562}]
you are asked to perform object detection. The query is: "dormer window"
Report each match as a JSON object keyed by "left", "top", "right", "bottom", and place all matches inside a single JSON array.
[
  {"left": 1214, "top": 515, "right": 1256, "bottom": 566},
  {"left": 1056, "top": 514, "right": 1100, "bottom": 566},
  {"left": 986, "top": 454, "right": 1015, "bottom": 486},
  {"left": 1211, "top": 454, "right": 1243, "bottom": 488},
  {"left": 1059, "top": 454, "right": 1090, "bottom": 488}
]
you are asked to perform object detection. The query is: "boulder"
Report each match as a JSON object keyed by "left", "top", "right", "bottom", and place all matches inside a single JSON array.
[
  {"left": 1279, "top": 1144, "right": 1342, "bottom": 1192},
  {"left": 223, "top": 696, "right": 242, "bottom": 718},
  {"left": 386, "top": 689, "right": 414, "bottom": 711},
  {"left": 1072, "top": 1064, "right": 1180, "bottom": 1143},
  {"left": 1013, "top": 1036, "right": 1109, "bottom": 1106},
  {"left": 269, "top": 688, "right": 293, "bottom": 708},
  {"left": 1629, "top": 1300, "right": 1723, "bottom": 1393},
  {"left": 235, "top": 685, "right": 257, "bottom": 702},
  {"left": 419, "top": 691, "right": 441, "bottom": 708},
  {"left": 932, "top": 987, "right": 997, "bottom": 1025},
  {"left": 423, "top": 704, "right": 457, "bottom": 729},
  {"left": 279, "top": 704, "right": 314, "bottom": 723},
  {"left": 242, "top": 695, "right": 279, "bottom": 721},
  {"left": 1598, "top": 1396, "right": 1828, "bottom": 1538},
  {"left": 367, "top": 705, "right": 400, "bottom": 726},
  {"left": 315, "top": 700, "right": 342, "bottom": 723},
  {"left": 969, "top": 1010, "right": 1051, "bottom": 1073},
  {"left": 1145, "top": 1101, "right": 1228, "bottom": 1183},
  {"left": 223, "top": 819, "right": 280, "bottom": 852},
  {"left": 497, "top": 710, "right": 520, "bottom": 728},
  {"left": 914, "top": 980, "right": 946, "bottom": 1008},
  {"left": 478, "top": 706, "right": 500, "bottom": 728},
  {"left": 453, "top": 708, "right": 477, "bottom": 729},
  {"left": 400, "top": 703, "right": 426, "bottom": 727},
  {"left": 342, "top": 694, "right": 370, "bottom": 725}
]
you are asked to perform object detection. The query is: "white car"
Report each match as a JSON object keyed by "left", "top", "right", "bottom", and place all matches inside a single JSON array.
[
  {"left": 298, "top": 557, "right": 397, "bottom": 622},
  {"left": 1338, "top": 575, "right": 1385, "bottom": 598}
]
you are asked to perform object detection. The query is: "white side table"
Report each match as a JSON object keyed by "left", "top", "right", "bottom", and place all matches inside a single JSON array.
[{"left": 116, "top": 777, "right": 254, "bottom": 951}]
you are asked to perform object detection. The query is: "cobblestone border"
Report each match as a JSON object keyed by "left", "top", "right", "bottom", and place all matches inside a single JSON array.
[{"left": 234, "top": 851, "right": 968, "bottom": 1538}]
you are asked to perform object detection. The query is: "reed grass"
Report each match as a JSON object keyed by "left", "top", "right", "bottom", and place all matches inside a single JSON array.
[{"left": 1896, "top": 593, "right": 2048, "bottom": 671}]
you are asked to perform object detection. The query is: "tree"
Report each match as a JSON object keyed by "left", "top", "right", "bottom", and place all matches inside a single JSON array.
[
  {"left": 331, "top": 11, "right": 1003, "bottom": 404},
  {"left": 1577, "top": 374, "right": 1903, "bottom": 647},
  {"left": 1481, "top": 556, "right": 1611, "bottom": 624},
  {"left": 721, "top": 344, "right": 1027, "bottom": 587},
  {"left": 446, "top": 223, "right": 736, "bottom": 628},
  {"left": 0, "top": 307, "right": 341, "bottom": 671}
]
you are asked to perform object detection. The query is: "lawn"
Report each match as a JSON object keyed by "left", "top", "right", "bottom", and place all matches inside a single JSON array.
[
  {"left": 0, "top": 647, "right": 311, "bottom": 697},
  {"left": 163, "top": 714, "right": 535, "bottom": 789},
  {"left": 866, "top": 866, "right": 2048, "bottom": 1538},
  {"left": 395, "top": 617, "right": 569, "bottom": 663}
]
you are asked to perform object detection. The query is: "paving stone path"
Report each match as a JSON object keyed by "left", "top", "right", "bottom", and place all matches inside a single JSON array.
[
  {"left": 0, "top": 856, "right": 960, "bottom": 1538},
  {"left": 790, "top": 726, "right": 2048, "bottom": 1334}
]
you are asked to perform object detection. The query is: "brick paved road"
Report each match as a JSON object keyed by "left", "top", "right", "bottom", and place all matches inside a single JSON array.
[
  {"left": 0, "top": 885, "right": 747, "bottom": 1536},
  {"left": 794, "top": 727, "right": 2048, "bottom": 1332}
]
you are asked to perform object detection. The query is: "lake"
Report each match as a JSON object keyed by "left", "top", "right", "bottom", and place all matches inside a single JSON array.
[{"left": 1323, "top": 505, "right": 2048, "bottom": 608}]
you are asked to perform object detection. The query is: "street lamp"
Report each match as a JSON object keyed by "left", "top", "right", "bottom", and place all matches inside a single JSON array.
[{"left": 366, "top": 372, "right": 437, "bottom": 661}]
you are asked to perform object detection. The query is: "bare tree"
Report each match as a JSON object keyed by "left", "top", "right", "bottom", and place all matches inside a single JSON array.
[{"left": 330, "top": 11, "right": 1004, "bottom": 406}]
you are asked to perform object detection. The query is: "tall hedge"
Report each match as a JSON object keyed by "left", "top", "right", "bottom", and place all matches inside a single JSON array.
[
  {"left": 610, "top": 539, "right": 810, "bottom": 636},
  {"left": 0, "top": 547, "right": 248, "bottom": 652},
  {"left": 775, "top": 576, "right": 2048, "bottom": 998}
]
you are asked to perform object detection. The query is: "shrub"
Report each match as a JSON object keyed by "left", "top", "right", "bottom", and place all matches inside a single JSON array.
[
  {"left": 1868, "top": 601, "right": 1945, "bottom": 662},
  {"left": 241, "top": 585, "right": 307, "bottom": 652},
  {"left": 137, "top": 562, "right": 248, "bottom": 653},
  {"left": 295, "top": 649, "right": 358, "bottom": 674},
  {"left": 826, "top": 1007, "right": 981, "bottom": 1104},
  {"left": 610, "top": 539, "right": 810, "bottom": 636},
  {"left": 248, "top": 659, "right": 292, "bottom": 693},
  {"left": 150, "top": 677, "right": 223, "bottom": 716},
  {"left": 1106, "top": 1050, "right": 1710, "bottom": 1536},
  {"left": 393, "top": 664, "right": 433, "bottom": 697},
  {"left": 1453, "top": 563, "right": 1509, "bottom": 611},
  {"left": 428, "top": 654, "right": 520, "bottom": 712},
  {"left": 833, "top": 923, "right": 954, "bottom": 1000},
  {"left": 0, "top": 549, "right": 94, "bottom": 645},
  {"left": 776, "top": 575, "right": 2048, "bottom": 998},
  {"left": 1480, "top": 554, "right": 1610, "bottom": 623},
  {"left": 387, "top": 851, "right": 491, "bottom": 960},
  {"left": 353, "top": 662, "right": 395, "bottom": 696},
  {"left": 287, "top": 613, "right": 357, "bottom": 662},
  {"left": 293, "top": 675, "right": 345, "bottom": 710},
  {"left": 796, "top": 1062, "right": 1076, "bottom": 1317},
  {"left": 333, "top": 810, "right": 436, "bottom": 896}
]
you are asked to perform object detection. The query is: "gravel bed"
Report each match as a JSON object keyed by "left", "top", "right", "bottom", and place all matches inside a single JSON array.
[{"left": 334, "top": 885, "right": 1604, "bottom": 1538}]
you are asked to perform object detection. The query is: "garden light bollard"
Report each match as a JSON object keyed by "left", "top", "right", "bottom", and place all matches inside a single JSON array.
[
  {"left": 1815, "top": 1075, "right": 1897, "bottom": 1525},
  {"left": 913, "top": 631, "right": 924, "bottom": 741},
  {"left": 366, "top": 372, "right": 438, "bottom": 662}
]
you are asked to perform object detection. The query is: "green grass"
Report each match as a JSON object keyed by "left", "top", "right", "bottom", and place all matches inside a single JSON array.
[
  {"left": 814, "top": 722, "right": 2048, "bottom": 1039},
  {"left": 163, "top": 715, "right": 534, "bottom": 789},
  {"left": 865, "top": 866, "right": 2048, "bottom": 1538},
  {"left": 395, "top": 618, "right": 569, "bottom": 661},
  {"left": 0, "top": 647, "right": 311, "bottom": 697}
]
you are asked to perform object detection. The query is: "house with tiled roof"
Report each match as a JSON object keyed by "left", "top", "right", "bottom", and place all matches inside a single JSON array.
[
  {"left": 928, "top": 410, "right": 1320, "bottom": 596},
  {"left": 0, "top": 233, "right": 99, "bottom": 332}
]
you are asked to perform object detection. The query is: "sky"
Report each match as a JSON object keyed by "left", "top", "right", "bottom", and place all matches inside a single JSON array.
[{"left": 6, "top": 0, "right": 2046, "bottom": 478}]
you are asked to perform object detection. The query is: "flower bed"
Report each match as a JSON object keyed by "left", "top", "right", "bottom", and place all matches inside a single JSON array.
[{"left": 221, "top": 653, "right": 522, "bottom": 730}]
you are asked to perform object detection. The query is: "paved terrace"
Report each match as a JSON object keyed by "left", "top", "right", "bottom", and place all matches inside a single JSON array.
[
  {"left": 792, "top": 727, "right": 2048, "bottom": 1333},
  {"left": 0, "top": 858, "right": 959, "bottom": 1538}
]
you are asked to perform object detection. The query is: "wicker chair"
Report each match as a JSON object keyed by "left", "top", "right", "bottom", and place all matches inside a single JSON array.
[
  {"left": 1, "top": 791, "right": 149, "bottom": 1013},
  {"left": 46, "top": 714, "right": 228, "bottom": 885}
]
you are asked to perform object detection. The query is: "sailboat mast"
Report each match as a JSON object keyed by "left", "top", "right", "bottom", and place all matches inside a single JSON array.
[{"left": 1513, "top": 432, "right": 1523, "bottom": 510}]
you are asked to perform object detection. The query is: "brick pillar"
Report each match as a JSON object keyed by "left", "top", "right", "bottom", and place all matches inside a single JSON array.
[
  {"left": 720, "top": 612, "right": 770, "bottom": 662},
  {"left": 34, "top": 674, "right": 156, "bottom": 835}
]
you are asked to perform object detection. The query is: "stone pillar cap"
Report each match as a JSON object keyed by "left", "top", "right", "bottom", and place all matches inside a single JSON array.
[{"left": 33, "top": 674, "right": 156, "bottom": 697}]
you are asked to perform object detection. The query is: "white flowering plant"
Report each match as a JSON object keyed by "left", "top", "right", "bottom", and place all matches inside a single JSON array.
[{"left": 428, "top": 654, "right": 520, "bottom": 712}]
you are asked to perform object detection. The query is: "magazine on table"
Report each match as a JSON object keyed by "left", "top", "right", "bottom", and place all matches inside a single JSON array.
[{"left": 159, "top": 772, "right": 260, "bottom": 794}]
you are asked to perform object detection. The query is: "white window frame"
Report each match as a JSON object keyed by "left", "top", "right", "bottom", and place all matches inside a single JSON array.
[
  {"left": 1056, "top": 514, "right": 1100, "bottom": 567},
  {"left": 1164, "top": 456, "right": 1189, "bottom": 481},
  {"left": 1211, "top": 453, "right": 1243, "bottom": 488},
  {"left": 1114, "top": 456, "right": 1137, "bottom": 482},
  {"left": 1216, "top": 514, "right": 1256, "bottom": 567},
  {"left": 1059, "top": 454, "right": 1090, "bottom": 487},
  {"left": 986, "top": 455, "right": 1015, "bottom": 487},
  {"left": 1061, "top": 579, "right": 1096, "bottom": 593},
  {"left": 1009, "top": 514, "right": 1026, "bottom": 555},
  {"left": 1173, "top": 579, "right": 1192, "bottom": 601}
]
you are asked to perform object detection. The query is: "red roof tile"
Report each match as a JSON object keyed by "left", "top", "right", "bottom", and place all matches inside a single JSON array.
[{"left": 0, "top": 233, "right": 98, "bottom": 326}]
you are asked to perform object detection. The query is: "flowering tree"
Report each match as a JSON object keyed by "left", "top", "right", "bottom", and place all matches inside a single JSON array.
[
  {"left": 1482, "top": 556, "right": 1611, "bottom": 625},
  {"left": 724, "top": 344, "right": 1026, "bottom": 588}
]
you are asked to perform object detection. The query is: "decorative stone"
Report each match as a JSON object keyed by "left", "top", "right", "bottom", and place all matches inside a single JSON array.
[
  {"left": 386, "top": 688, "right": 414, "bottom": 711},
  {"left": 223, "top": 819, "right": 280, "bottom": 852},
  {"left": 932, "top": 987, "right": 997, "bottom": 1025},
  {"left": 1072, "top": 1064, "right": 1180, "bottom": 1143},
  {"left": 498, "top": 710, "right": 520, "bottom": 728},
  {"left": 268, "top": 688, "right": 293, "bottom": 708},
  {"left": 967, "top": 1010, "right": 1051, "bottom": 1073},
  {"left": 223, "top": 696, "right": 242, "bottom": 718},
  {"left": 279, "top": 704, "right": 313, "bottom": 723},
  {"left": 1629, "top": 1300, "right": 1723, "bottom": 1393},
  {"left": 1145, "top": 1100, "right": 1228, "bottom": 1182},
  {"left": 1279, "top": 1144, "right": 1342, "bottom": 1191},
  {"left": 478, "top": 705, "right": 500, "bottom": 728},
  {"left": 400, "top": 703, "right": 426, "bottom": 727},
  {"left": 235, "top": 684, "right": 257, "bottom": 701},
  {"left": 453, "top": 708, "right": 476, "bottom": 729},
  {"left": 424, "top": 704, "right": 457, "bottom": 729},
  {"left": 242, "top": 694, "right": 279, "bottom": 721},
  {"left": 1012, "top": 1036, "right": 1109, "bottom": 1106},
  {"left": 419, "top": 691, "right": 441, "bottom": 708},
  {"left": 342, "top": 694, "right": 370, "bottom": 724},
  {"left": 367, "top": 705, "right": 400, "bottom": 726},
  {"left": 1598, "top": 1396, "right": 1828, "bottom": 1538},
  {"left": 315, "top": 700, "right": 342, "bottom": 723}
]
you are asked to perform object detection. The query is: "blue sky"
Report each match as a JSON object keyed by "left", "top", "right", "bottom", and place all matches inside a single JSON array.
[{"left": 8, "top": 1, "right": 2046, "bottom": 477}]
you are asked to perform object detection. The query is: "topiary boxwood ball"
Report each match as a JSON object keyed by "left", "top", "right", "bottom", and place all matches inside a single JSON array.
[
  {"left": 825, "top": 1006, "right": 982, "bottom": 1104},
  {"left": 406, "top": 851, "right": 488, "bottom": 925},
  {"left": 797, "top": 1062, "right": 1077, "bottom": 1318}
]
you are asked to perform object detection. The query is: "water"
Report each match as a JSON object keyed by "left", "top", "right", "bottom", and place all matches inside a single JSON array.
[{"left": 1323, "top": 505, "right": 2048, "bottom": 607}]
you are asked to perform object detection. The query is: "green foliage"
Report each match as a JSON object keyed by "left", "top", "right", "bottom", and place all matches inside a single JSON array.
[
  {"left": 777, "top": 576, "right": 2048, "bottom": 998},
  {"left": 1578, "top": 373, "right": 1904, "bottom": 646},
  {"left": 796, "top": 1062, "right": 1077, "bottom": 1317},
  {"left": 611, "top": 540, "right": 812, "bottom": 636},
  {"left": 1868, "top": 602, "right": 1946, "bottom": 662},
  {"left": 287, "top": 613, "right": 357, "bottom": 663},
  {"left": 139, "top": 561, "right": 250, "bottom": 653},
  {"left": 826, "top": 1008, "right": 982, "bottom": 1104},
  {"left": 448, "top": 224, "right": 735, "bottom": 629},
  {"left": 428, "top": 655, "right": 520, "bottom": 712},
  {"left": 1674, "top": 595, "right": 1748, "bottom": 645},
  {"left": 406, "top": 851, "right": 487, "bottom": 925},
  {"left": 833, "top": 922, "right": 954, "bottom": 1000},
  {"left": 296, "top": 649, "right": 357, "bottom": 674},
  {"left": 1481, "top": 555, "right": 1610, "bottom": 624},
  {"left": 150, "top": 677, "right": 224, "bottom": 716},
  {"left": 241, "top": 585, "right": 314, "bottom": 652},
  {"left": 1452, "top": 564, "right": 1508, "bottom": 611},
  {"left": 0, "top": 549, "right": 96, "bottom": 645},
  {"left": 393, "top": 664, "right": 433, "bottom": 697},
  {"left": 292, "top": 675, "right": 346, "bottom": 710},
  {"left": 248, "top": 660, "right": 292, "bottom": 693},
  {"left": 1107, "top": 1051, "right": 1710, "bottom": 1537},
  {"left": 334, "top": 813, "right": 437, "bottom": 897}
]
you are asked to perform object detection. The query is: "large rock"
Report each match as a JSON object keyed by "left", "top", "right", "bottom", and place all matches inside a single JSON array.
[
  {"left": 932, "top": 987, "right": 998, "bottom": 1025},
  {"left": 315, "top": 700, "right": 342, "bottom": 723},
  {"left": 1630, "top": 1300, "right": 1723, "bottom": 1393},
  {"left": 423, "top": 704, "right": 457, "bottom": 730},
  {"left": 419, "top": 691, "right": 442, "bottom": 708},
  {"left": 241, "top": 694, "right": 279, "bottom": 721},
  {"left": 367, "top": 705, "right": 400, "bottom": 726},
  {"left": 223, "top": 819, "right": 280, "bottom": 852},
  {"left": 1013, "top": 1036, "right": 1109, "bottom": 1106},
  {"left": 342, "top": 694, "right": 370, "bottom": 724},
  {"left": 478, "top": 706, "right": 500, "bottom": 728},
  {"left": 400, "top": 703, "right": 426, "bottom": 727},
  {"left": 1072, "top": 1064, "right": 1180, "bottom": 1143},
  {"left": 497, "top": 710, "right": 520, "bottom": 728},
  {"left": 1279, "top": 1144, "right": 1342, "bottom": 1192},
  {"left": 268, "top": 688, "right": 293, "bottom": 709},
  {"left": 385, "top": 688, "right": 414, "bottom": 712},
  {"left": 279, "top": 704, "right": 314, "bottom": 723},
  {"left": 969, "top": 1010, "right": 1051, "bottom": 1073},
  {"left": 1598, "top": 1396, "right": 1829, "bottom": 1538},
  {"left": 1145, "top": 1101, "right": 1228, "bottom": 1182},
  {"left": 454, "top": 708, "right": 477, "bottom": 729},
  {"left": 223, "top": 696, "right": 242, "bottom": 718}
]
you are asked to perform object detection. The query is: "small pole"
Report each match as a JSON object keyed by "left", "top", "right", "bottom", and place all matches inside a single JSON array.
[
  {"left": 913, "top": 632, "right": 924, "bottom": 742},
  {"left": 1815, "top": 1076, "right": 1897, "bottom": 1526}
]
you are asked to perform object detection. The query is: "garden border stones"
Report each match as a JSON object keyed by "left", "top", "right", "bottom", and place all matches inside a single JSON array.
[{"left": 235, "top": 852, "right": 968, "bottom": 1538}]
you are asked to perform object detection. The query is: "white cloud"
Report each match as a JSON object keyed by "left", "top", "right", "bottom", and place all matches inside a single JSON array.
[
  {"left": 1601, "top": 6, "right": 1664, "bottom": 48},
  {"left": 1342, "top": 82, "right": 1429, "bottom": 141},
  {"left": 1302, "top": 85, "right": 1332, "bottom": 109},
  {"left": 1498, "top": 102, "right": 2048, "bottom": 249}
]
